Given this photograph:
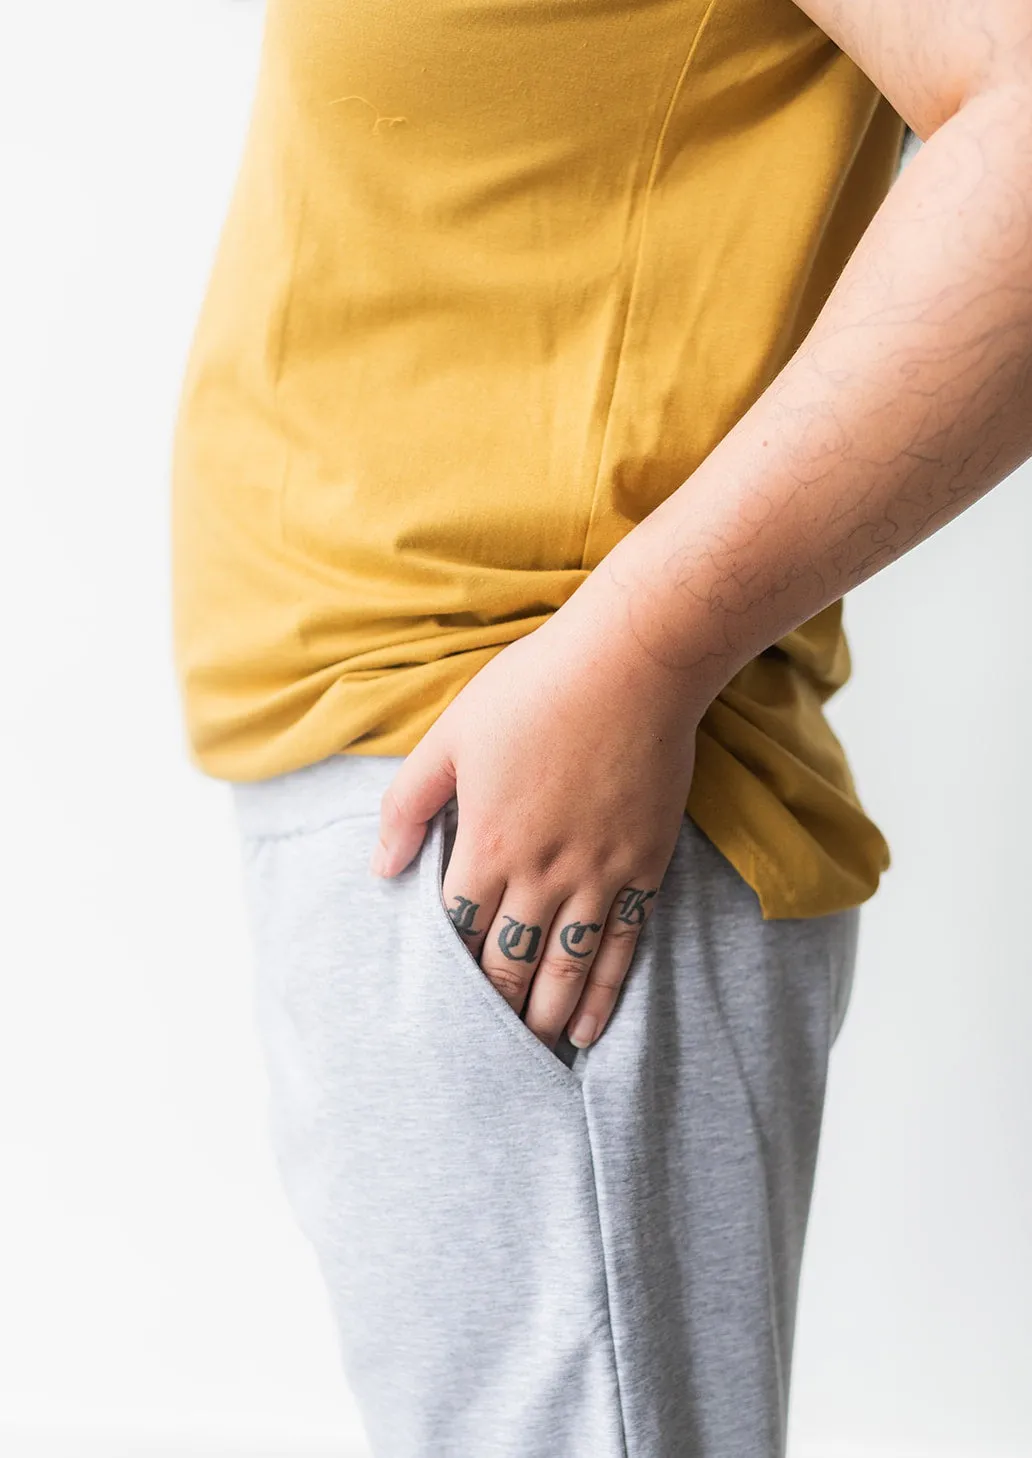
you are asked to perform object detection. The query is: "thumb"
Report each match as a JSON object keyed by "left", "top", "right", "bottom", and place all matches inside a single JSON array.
[{"left": 370, "top": 725, "right": 457, "bottom": 878}]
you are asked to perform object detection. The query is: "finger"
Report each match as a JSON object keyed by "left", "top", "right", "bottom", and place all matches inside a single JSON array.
[
  {"left": 477, "top": 880, "right": 567, "bottom": 1019},
  {"left": 520, "top": 893, "right": 608, "bottom": 1050},
  {"left": 371, "top": 730, "right": 456, "bottom": 877},
  {"left": 564, "top": 880, "right": 660, "bottom": 1048},
  {"left": 439, "top": 837, "right": 506, "bottom": 968}
]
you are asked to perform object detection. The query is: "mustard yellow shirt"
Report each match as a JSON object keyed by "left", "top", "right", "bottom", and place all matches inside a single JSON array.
[{"left": 171, "top": 0, "right": 905, "bottom": 918}]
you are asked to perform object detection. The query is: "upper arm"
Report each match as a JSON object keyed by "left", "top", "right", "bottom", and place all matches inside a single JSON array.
[{"left": 789, "top": 0, "right": 1032, "bottom": 141}]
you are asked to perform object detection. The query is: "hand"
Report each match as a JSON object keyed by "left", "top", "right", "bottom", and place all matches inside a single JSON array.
[{"left": 369, "top": 560, "right": 704, "bottom": 1052}]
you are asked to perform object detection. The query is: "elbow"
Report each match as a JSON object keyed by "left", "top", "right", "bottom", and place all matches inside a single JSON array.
[
  {"left": 914, "top": 31, "right": 1032, "bottom": 144},
  {"left": 945, "top": 45, "right": 1032, "bottom": 135}
]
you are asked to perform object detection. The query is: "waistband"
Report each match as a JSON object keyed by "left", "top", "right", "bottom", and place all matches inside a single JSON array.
[{"left": 230, "top": 752, "right": 408, "bottom": 840}]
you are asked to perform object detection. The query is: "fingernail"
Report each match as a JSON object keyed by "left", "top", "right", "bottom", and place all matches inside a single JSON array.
[
  {"left": 569, "top": 1016, "right": 597, "bottom": 1048},
  {"left": 370, "top": 843, "right": 389, "bottom": 876}
]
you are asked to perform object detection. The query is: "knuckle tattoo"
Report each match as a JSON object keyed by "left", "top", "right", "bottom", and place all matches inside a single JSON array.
[
  {"left": 445, "top": 893, "right": 482, "bottom": 938},
  {"left": 497, "top": 916, "right": 543, "bottom": 963},
  {"left": 612, "top": 885, "right": 658, "bottom": 927},
  {"left": 557, "top": 918, "right": 603, "bottom": 957},
  {"left": 440, "top": 865, "right": 661, "bottom": 1028}
]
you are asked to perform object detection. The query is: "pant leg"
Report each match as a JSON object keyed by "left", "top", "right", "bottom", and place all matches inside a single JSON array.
[{"left": 231, "top": 752, "right": 859, "bottom": 1458}]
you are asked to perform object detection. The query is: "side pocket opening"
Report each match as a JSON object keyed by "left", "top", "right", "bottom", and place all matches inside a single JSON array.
[{"left": 419, "top": 803, "right": 585, "bottom": 1096}]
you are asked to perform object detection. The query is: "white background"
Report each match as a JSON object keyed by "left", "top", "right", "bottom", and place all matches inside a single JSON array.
[{"left": 0, "top": 4, "right": 1029, "bottom": 1456}]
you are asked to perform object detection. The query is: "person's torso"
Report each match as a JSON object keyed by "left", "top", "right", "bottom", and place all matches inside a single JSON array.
[{"left": 171, "top": 0, "right": 904, "bottom": 916}]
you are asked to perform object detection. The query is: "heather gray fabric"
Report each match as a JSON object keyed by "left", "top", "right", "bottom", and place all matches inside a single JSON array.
[{"left": 232, "top": 752, "right": 860, "bottom": 1458}]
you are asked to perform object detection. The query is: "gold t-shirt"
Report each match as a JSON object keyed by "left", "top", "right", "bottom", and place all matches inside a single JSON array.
[{"left": 171, "top": 0, "right": 904, "bottom": 918}]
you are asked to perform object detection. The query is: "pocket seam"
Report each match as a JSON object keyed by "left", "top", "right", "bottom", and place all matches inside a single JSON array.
[
  {"left": 420, "top": 808, "right": 584, "bottom": 1097},
  {"left": 829, "top": 906, "right": 860, "bottom": 1048}
]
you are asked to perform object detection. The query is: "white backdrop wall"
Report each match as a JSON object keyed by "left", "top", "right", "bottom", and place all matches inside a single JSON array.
[{"left": 0, "top": 4, "right": 1028, "bottom": 1456}]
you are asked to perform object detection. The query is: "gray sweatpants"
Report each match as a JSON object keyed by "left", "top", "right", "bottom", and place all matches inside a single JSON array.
[{"left": 231, "top": 752, "right": 860, "bottom": 1458}]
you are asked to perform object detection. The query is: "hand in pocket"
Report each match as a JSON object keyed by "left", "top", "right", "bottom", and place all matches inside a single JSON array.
[{"left": 368, "top": 563, "right": 706, "bottom": 1053}]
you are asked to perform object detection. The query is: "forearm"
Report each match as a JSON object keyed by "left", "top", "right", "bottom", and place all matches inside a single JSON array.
[{"left": 605, "top": 82, "right": 1032, "bottom": 706}]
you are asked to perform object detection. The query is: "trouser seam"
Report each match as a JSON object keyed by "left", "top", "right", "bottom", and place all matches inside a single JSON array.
[{"left": 579, "top": 1092, "right": 632, "bottom": 1458}]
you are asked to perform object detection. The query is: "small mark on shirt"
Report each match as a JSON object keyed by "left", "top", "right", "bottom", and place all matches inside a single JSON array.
[{"left": 328, "top": 93, "right": 408, "bottom": 132}]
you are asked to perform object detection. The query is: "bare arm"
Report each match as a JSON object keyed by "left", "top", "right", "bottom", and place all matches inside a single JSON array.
[
  {"left": 374, "top": 0, "right": 1032, "bottom": 1055},
  {"left": 602, "top": 0, "right": 1032, "bottom": 701}
]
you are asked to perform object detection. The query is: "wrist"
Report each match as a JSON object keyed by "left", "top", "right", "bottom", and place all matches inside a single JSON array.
[
  {"left": 560, "top": 529, "right": 722, "bottom": 726},
  {"left": 595, "top": 515, "right": 738, "bottom": 713}
]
